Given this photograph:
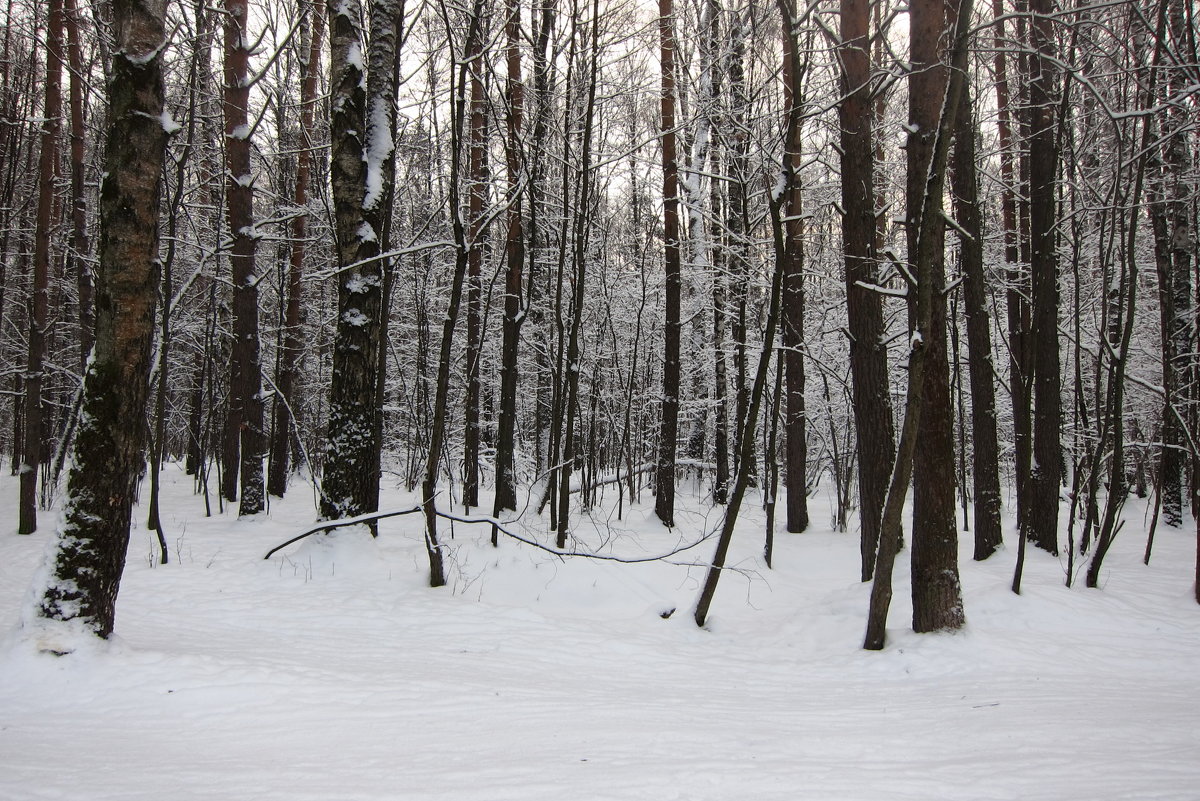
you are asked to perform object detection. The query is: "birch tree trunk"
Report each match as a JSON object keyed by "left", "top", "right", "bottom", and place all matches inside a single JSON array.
[{"left": 33, "top": 0, "right": 167, "bottom": 642}]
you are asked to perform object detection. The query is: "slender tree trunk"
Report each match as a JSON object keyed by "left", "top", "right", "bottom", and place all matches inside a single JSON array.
[
  {"left": 992, "top": 0, "right": 1032, "bottom": 539},
  {"left": 1027, "top": 0, "right": 1061, "bottom": 555},
  {"left": 555, "top": 0, "right": 601, "bottom": 548},
  {"left": 493, "top": 0, "right": 525, "bottom": 520},
  {"left": 223, "top": 0, "right": 265, "bottom": 516},
  {"left": 779, "top": 2, "right": 808, "bottom": 534},
  {"left": 268, "top": 1, "right": 324, "bottom": 499},
  {"left": 839, "top": 0, "right": 894, "bottom": 579},
  {"left": 422, "top": 0, "right": 487, "bottom": 586},
  {"left": 951, "top": 86, "right": 1003, "bottom": 560},
  {"left": 64, "top": 0, "right": 91, "bottom": 370},
  {"left": 655, "top": 0, "right": 681, "bottom": 528},
  {"left": 33, "top": 0, "right": 167, "bottom": 642},
  {"left": 18, "top": 0, "right": 63, "bottom": 535},
  {"left": 463, "top": 31, "right": 488, "bottom": 512}
]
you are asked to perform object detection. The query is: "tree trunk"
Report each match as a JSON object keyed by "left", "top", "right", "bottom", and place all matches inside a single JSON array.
[
  {"left": 463, "top": 31, "right": 488, "bottom": 512},
  {"left": 33, "top": 0, "right": 167, "bottom": 641},
  {"left": 322, "top": 0, "right": 402, "bottom": 521},
  {"left": 64, "top": 0, "right": 91, "bottom": 371},
  {"left": 223, "top": 0, "right": 265, "bottom": 516},
  {"left": 838, "top": 0, "right": 894, "bottom": 579},
  {"left": 268, "top": 1, "right": 324, "bottom": 499},
  {"left": 779, "top": 2, "right": 808, "bottom": 534},
  {"left": 1027, "top": 0, "right": 1061, "bottom": 555},
  {"left": 864, "top": 0, "right": 972, "bottom": 649},
  {"left": 492, "top": 0, "right": 525, "bottom": 519},
  {"left": 906, "top": 0, "right": 965, "bottom": 634},
  {"left": 950, "top": 86, "right": 1004, "bottom": 560},
  {"left": 655, "top": 0, "right": 681, "bottom": 528},
  {"left": 18, "top": 0, "right": 63, "bottom": 536}
]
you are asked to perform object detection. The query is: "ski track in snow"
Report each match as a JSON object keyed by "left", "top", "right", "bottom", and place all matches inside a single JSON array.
[{"left": 1, "top": 469, "right": 1198, "bottom": 800}]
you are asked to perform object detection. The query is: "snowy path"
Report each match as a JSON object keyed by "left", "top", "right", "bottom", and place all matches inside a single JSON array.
[{"left": 1, "top": 469, "right": 1197, "bottom": 799}]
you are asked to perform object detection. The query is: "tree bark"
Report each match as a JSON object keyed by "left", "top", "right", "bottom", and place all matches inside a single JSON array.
[
  {"left": 906, "top": 0, "right": 965, "bottom": 634},
  {"left": 268, "top": 1, "right": 324, "bottom": 499},
  {"left": 779, "top": 0, "right": 809, "bottom": 534},
  {"left": 223, "top": 0, "right": 265, "bottom": 516},
  {"left": 839, "top": 0, "right": 894, "bottom": 579},
  {"left": 492, "top": 0, "right": 525, "bottom": 519},
  {"left": 34, "top": 0, "right": 167, "bottom": 641},
  {"left": 1027, "top": 0, "right": 1061, "bottom": 555},
  {"left": 18, "top": 0, "right": 63, "bottom": 535},
  {"left": 950, "top": 86, "right": 1004, "bottom": 560},
  {"left": 655, "top": 0, "right": 682, "bottom": 528},
  {"left": 322, "top": 0, "right": 402, "bottom": 521}
]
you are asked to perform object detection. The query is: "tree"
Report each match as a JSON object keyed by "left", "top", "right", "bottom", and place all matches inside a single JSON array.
[
  {"left": 779, "top": 0, "right": 809, "bottom": 534},
  {"left": 906, "top": 0, "right": 965, "bottom": 632},
  {"left": 32, "top": 0, "right": 168, "bottom": 642},
  {"left": 1025, "top": 0, "right": 1062, "bottom": 556},
  {"left": 268, "top": 0, "right": 324, "bottom": 499},
  {"left": 838, "top": 0, "right": 895, "bottom": 580},
  {"left": 655, "top": 0, "right": 682, "bottom": 528},
  {"left": 865, "top": 0, "right": 972, "bottom": 649},
  {"left": 950, "top": 83, "right": 1003, "bottom": 560},
  {"left": 492, "top": 0, "right": 525, "bottom": 519},
  {"left": 322, "top": 0, "right": 403, "bottom": 522},
  {"left": 17, "top": 0, "right": 63, "bottom": 536},
  {"left": 222, "top": 0, "right": 266, "bottom": 516}
]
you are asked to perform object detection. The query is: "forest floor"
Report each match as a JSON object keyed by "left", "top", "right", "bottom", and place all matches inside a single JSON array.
[{"left": 1, "top": 466, "right": 1198, "bottom": 800}]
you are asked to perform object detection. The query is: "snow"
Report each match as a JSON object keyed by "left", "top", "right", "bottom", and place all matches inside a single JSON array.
[{"left": 1, "top": 469, "right": 1198, "bottom": 800}]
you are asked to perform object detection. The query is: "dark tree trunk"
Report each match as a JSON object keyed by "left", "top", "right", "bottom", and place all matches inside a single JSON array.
[
  {"left": 223, "top": 0, "right": 265, "bottom": 516},
  {"left": 64, "top": 0, "right": 91, "bottom": 371},
  {"left": 839, "top": 0, "right": 894, "bottom": 579},
  {"left": 951, "top": 86, "right": 1004, "bottom": 560},
  {"left": 779, "top": 4, "right": 808, "bottom": 534},
  {"left": 463, "top": 37, "right": 487, "bottom": 513},
  {"left": 655, "top": 0, "right": 681, "bottom": 528},
  {"left": 34, "top": 0, "right": 167, "bottom": 641},
  {"left": 18, "top": 0, "right": 62, "bottom": 536},
  {"left": 1027, "top": 0, "right": 1061, "bottom": 555},
  {"left": 992, "top": 0, "right": 1032, "bottom": 540},
  {"left": 906, "top": 0, "right": 965, "bottom": 634},
  {"left": 864, "top": 0, "right": 972, "bottom": 649},
  {"left": 268, "top": 1, "right": 323, "bottom": 499},
  {"left": 493, "top": 0, "right": 525, "bottom": 519}
]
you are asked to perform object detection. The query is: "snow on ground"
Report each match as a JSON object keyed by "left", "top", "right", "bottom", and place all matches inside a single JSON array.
[{"left": 1, "top": 466, "right": 1198, "bottom": 800}]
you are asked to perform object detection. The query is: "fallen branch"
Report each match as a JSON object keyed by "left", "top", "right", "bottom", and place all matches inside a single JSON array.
[{"left": 263, "top": 503, "right": 718, "bottom": 567}]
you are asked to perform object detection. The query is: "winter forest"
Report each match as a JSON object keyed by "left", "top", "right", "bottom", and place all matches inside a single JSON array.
[{"left": 0, "top": 0, "right": 1199, "bottom": 793}]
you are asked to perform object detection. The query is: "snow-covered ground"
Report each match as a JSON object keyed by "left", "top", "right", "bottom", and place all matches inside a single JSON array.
[{"left": 2, "top": 466, "right": 1197, "bottom": 800}]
